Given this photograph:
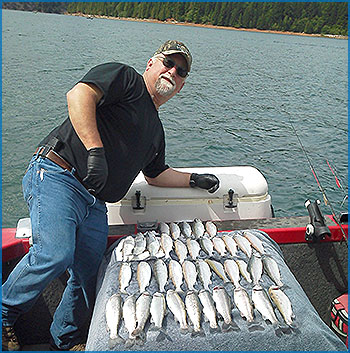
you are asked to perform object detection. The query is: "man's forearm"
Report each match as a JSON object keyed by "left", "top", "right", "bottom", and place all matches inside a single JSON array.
[{"left": 145, "top": 168, "right": 191, "bottom": 187}]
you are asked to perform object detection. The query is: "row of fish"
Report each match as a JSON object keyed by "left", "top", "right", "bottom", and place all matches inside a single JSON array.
[
  {"left": 114, "top": 225, "right": 266, "bottom": 264},
  {"left": 106, "top": 284, "right": 295, "bottom": 348},
  {"left": 118, "top": 250, "right": 283, "bottom": 295}
]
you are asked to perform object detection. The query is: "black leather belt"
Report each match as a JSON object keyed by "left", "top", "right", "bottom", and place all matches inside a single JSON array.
[{"left": 34, "top": 146, "right": 73, "bottom": 173}]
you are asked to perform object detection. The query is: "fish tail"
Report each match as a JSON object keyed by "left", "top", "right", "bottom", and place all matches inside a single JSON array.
[
  {"left": 221, "top": 322, "right": 232, "bottom": 332},
  {"left": 209, "top": 325, "right": 221, "bottom": 334},
  {"left": 131, "top": 327, "right": 144, "bottom": 338},
  {"left": 108, "top": 335, "right": 124, "bottom": 349},
  {"left": 191, "top": 328, "right": 205, "bottom": 338},
  {"left": 125, "top": 338, "right": 136, "bottom": 348},
  {"left": 180, "top": 325, "right": 189, "bottom": 335},
  {"left": 149, "top": 323, "right": 161, "bottom": 332}
]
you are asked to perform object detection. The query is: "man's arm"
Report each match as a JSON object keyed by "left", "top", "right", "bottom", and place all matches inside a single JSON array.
[
  {"left": 66, "top": 82, "right": 103, "bottom": 150},
  {"left": 144, "top": 168, "right": 191, "bottom": 187}
]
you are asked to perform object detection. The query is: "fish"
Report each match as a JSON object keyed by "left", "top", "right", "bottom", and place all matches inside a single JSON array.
[
  {"left": 105, "top": 293, "right": 124, "bottom": 348},
  {"left": 146, "top": 231, "right": 160, "bottom": 257},
  {"left": 170, "top": 222, "right": 181, "bottom": 240},
  {"left": 174, "top": 239, "right": 188, "bottom": 263},
  {"left": 186, "top": 238, "right": 201, "bottom": 260},
  {"left": 166, "top": 289, "right": 188, "bottom": 333},
  {"left": 199, "top": 237, "right": 214, "bottom": 256},
  {"left": 159, "top": 222, "right": 170, "bottom": 235},
  {"left": 233, "top": 233, "right": 252, "bottom": 258},
  {"left": 243, "top": 231, "right": 265, "bottom": 254},
  {"left": 150, "top": 292, "right": 167, "bottom": 332},
  {"left": 248, "top": 251, "right": 263, "bottom": 286},
  {"left": 179, "top": 221, "right": 192, "bottom": 239},
  {"left": 205, "top": 259, "right": 229, "bottom": 283},
  {"left": 119, "top": 262, "right": 132, "bottom": 294},
  {"left": 212, "top": 286, "right": 235, "bottom": 332},
  {"left": 212, "top": 236, "right": 227, "bottom": 256},
  {"left": 192, "top": 218, "right": 205, "bottom": 239},
  {"left": 132, "top": 291, "right": 152, "bottom": 339},
  {"left": 185, "top": 291, "right": 205, "bottom": 337},
  {"left": 233, "top": 287, "right": 254, "bottom": 323},
  {"left": 153, "top": 259, "right": 168, "bottom": 292},
  {"left": 122, "top": 295, "right": 137, "bottom": 346},
  {"left": 182, "top": 260, "right": 197, "bottom": 291},
  {"left": 235, "top": 259, "right": 252, "bottom": 283},
  {"left": 122, "top": 235, "right": 135, "bottom": 261},
  {"left": 222, "top": 234, "right": 237, "bottom": 257},
  {"left": 224, "top": 259, "right": 241, "bottom": 288},
  {"left": 268, "top": 286, "right": 296, "bottom": 327},
  {"left": 251, "top": 285, "right": 280, "bottom": 327},
  {"left": 133, "top": 233, "right": 147, "bottom": 256},
  {"left": 205, "top": 221, "right": 217, "bottom": 238},
  {"left": 129, "top": 250, "right": 151, "bottom": 262},
  {"left": 137, "top": 261, "right": 152, "bottom": 293},
  {"left": 198, "top": 289, "right": 220, "bottom": 332},
  {"left": 168, "top": 259, "right": 184, "bottom": 293},
  {"left": 114, "top": 238, "right": 126, "bottom": 262},
  {"left": 262, "top": 255, "right": 284, "bottom": 287},
  {"left": 160, "top": 233, "right": 173, "bottom": 259},
  {"left": 196, "top": 259, "right": 212, "bottom": 291}
]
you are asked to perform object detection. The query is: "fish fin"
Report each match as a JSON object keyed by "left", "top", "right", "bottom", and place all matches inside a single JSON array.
[
  {"left": 191, "top": 329, "right": 205, "bottom": 338},
  {"left": 108, "top": 336, "right": 124, "bottom": 349},
  {"left": 209, "top": 325, "right": 221, "bottom": 334}
]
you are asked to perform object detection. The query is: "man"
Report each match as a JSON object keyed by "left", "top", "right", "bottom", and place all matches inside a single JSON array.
[{"left": 2, "top": 40, "right": 219, "bottom": 351}]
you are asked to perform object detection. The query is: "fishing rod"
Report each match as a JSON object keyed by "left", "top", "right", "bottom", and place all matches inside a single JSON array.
[
  {"left": 286, "top": 113, "right": 348, "bottom": 244},
  {"left": 325, "top": 158, "right": 348, "bottom": 207}
]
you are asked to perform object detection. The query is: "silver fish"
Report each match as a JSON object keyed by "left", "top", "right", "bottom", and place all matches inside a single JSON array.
[
  {"left": 105, "top": 293, "right": 124, "bottom": 348},
  {"left": 168, "top": 259, "right": 184, "bottom": 293},
  {"left": 224, "top": 259, "right": 241, "bottom": 288},
  {"left": 174, "top": 239, "right": 188, "bottom": 263},
  {"left": 137, "top": 261, "right": 152, "bottom": 293},
  {"left": 262, "top": 255, "right": 283, "bottom": 287},
  {"left": 160, "top": 233, "right": 173, "bottom": 259},
  {"left": 212, "top": 286, "right": 234, "bottom": 331},
  {"left": 222, "top": 234, "right": 237, "bottom": 257},
  {"left": 146, "top": 232, "right": 160, "bottom": 257},
  {"left": 133, "top": 233, "right": 147, "bottom": 256},
  {"left": 235, "top": 259, "right": 252, "bottom": 283},
  {"left": 196, "top": 259, "right": 212, "bottom": 291},
  {"left": 233, "top": 234, "right": 252, "bottom": 258},
  {"left": 233, "top": 287, "right": 254, "bottom": 323},
  {"left": 185, "top": 291, "right": 204, "bottom": 336},
  {"left": 205, "top": 259, "right": 229, "bottom": 283},
  {"left": 268, "top": 286, "right": 295, "bottom": 327},
  {"left": 186, "top": 238, "right": 201, "bottom": 260},
  {"left": 248, "top": 251, "right": 263, "bottom": 286},
  {"left": 159, "top": 222, "right": 170, "bottom": 235},
  {"left": 179, "top": 221, "right": 192, "bottom": 239},
  {"left": 119, "top": 262, "right": 132, "bottom": 294},
  {"left": 198, "top": 289, "right": 219, "bottom": 332},
  {"left": 122, "top": 295, "right": 137, "bottom": 343},
  {"left": 199, "top": 237, "right": 214, "bottom": 256},
  {"left": 243, "top": 231, "right": 265, "bottom": 254},
  {"left": 166, "top": 289, "right": 188, "bottom": 333},
  {"left": 132, "top": 291, "right": 152, "bottom": 339},
  {"left": 252, "top": 285, "right": 279, "bottom": 326},
  {"left": 153, "top": 259, "right": 168, "bottom": 292},
  {"left": 170, "top": 222, "right": 181, "bottom": 240},
  {"left": 129, "top": 250, "right": 151, "bottom": 262},
  {"left": 205, "top": 221, "right": 217, "bottom": 238},
  {"left": 192, "top": 218, "right": 205, "bottom": 239},
  {"left": 114, "top": 238, "right": 126, "bottom": 262},
  {"left": 212, "top": 236, "right": 227, "bottom": 256},
  {"left": 122, "top": 236, "right": 135, "bottom": 261},
  {"left": 182, "top": 260, "right": 197, "bottom": 291},
  {"left": 150, "top": 292, "right": 167, "bottom": 332}
]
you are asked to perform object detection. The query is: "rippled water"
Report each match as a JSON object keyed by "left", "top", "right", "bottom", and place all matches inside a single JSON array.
[{"left": 2, "top": 10, "right": 348, "bottom": 227}]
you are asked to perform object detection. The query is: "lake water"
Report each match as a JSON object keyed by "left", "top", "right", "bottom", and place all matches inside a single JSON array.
[{"left": 2, "top": 10, "right": 348, "bottom": 228}]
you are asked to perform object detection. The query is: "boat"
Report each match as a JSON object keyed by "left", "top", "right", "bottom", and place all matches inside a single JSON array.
[{"left": 2, "top": 166, "right": 348, "bottom": 350}]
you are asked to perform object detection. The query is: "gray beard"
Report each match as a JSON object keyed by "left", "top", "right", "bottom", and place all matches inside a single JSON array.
[{"left": 155, "top": 77, "right": 176, "bottom": 97}]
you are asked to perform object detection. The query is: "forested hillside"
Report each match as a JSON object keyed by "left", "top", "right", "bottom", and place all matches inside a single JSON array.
[{"left": 3, "top": 2, "right": 348, "bottom": 36}]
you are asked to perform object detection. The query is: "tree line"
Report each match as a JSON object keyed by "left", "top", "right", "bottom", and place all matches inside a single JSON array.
[{"left": 3, "top": 2, "right": 348, "bottom": 36}]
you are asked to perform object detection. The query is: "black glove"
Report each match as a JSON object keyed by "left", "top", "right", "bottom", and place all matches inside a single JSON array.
[
  {"left": 83, "top": 147, "right": 108, "bottom": 195},
  {"left": 189, "top": 173, "right": 220, "bottom": 193}
]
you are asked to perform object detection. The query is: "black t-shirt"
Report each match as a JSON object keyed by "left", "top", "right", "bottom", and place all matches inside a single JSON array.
[{"left": 40, "top": 63, "right": 169, "bottom": 202}]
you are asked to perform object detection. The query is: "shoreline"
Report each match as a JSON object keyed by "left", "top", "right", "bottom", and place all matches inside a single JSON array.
[{"left": 69, "top": 12, "right": 348, "bottom": 40}]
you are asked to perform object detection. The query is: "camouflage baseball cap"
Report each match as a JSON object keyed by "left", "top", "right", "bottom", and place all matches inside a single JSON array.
[{"left": 154, "top": 40, "right": 192, "bottom": 72}]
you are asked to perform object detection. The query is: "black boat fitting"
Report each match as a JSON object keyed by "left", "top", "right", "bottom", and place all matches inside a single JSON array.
[{"left": 305, "top": 199, "right": 331, "bottom": 242}]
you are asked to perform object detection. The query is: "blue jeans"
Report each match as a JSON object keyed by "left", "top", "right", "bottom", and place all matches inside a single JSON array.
[{"left": 2, "top": 155, "right": 108, "bottom": 349}]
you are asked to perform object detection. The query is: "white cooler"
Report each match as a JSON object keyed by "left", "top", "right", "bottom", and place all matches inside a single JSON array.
[{"left": 106, "top": 166, "right": 272, "bottom": 225}]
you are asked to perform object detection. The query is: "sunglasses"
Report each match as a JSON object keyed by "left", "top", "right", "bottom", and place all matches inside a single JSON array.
[{"left": 159, "top": 56, "right": 188, "bottom": 78}]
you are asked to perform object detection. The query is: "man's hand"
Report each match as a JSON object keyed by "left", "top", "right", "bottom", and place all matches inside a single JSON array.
[
  {"left": 189, "top": 173, "right": 220, "bottom": 193},
  {"left": 83, "top": 147, "right": 108, "bottom": 194}
]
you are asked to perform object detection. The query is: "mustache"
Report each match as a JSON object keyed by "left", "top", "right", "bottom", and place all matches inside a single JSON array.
[{"left": 159, "top": 73, "right": 175, "bottom": 86}]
